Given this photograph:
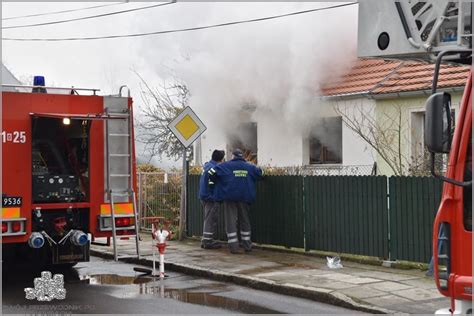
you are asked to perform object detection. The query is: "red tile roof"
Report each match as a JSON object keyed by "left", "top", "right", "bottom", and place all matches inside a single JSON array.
[{"left": 321, "top": 58, "right": 470, "bottom": 97}]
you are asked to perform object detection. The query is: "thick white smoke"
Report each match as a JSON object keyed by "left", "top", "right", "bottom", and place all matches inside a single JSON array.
[{"left": 132, "top": 2, "right": 358, "bottom": 164}]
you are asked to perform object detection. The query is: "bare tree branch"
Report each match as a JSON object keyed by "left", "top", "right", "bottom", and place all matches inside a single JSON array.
[
  {"left": 333, "top": 100, "right": 430, "bottom": 176},
  {"left": 134, "top": 71, "right": 190, "bottom": 161}
]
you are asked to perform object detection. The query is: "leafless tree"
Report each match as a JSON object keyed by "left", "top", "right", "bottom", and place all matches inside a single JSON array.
[
  {"left": 333, "top": 100, "right": 433, "bottom": 176},
  {"left": 134, "top": 71, "right": 190, "bottom": 161}
]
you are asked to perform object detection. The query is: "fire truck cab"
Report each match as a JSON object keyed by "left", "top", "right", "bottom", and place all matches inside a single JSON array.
[
  {"left": 358, "top": 1, "right": 472, "bottom": 314},
  {"left": 2, "top": 78, "right": 140, "bottom": 266}
]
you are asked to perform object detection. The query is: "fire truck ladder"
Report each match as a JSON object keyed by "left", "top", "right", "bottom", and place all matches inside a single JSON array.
[{"left": 105, "top": 88, "right": 140, "bottom": 261}]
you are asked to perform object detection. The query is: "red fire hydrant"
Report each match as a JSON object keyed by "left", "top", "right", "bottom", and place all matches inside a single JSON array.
[{"left": 152, "top": 223, "right": 170, "bottom": 279}]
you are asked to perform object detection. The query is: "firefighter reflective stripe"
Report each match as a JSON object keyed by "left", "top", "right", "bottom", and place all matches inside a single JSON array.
[
  {"left": 241, "top": 231, "right": 251, "bottom": 241},
  {"left": 209, "top": 181, "right": 215, "bottom": 185},
  {"left": 202, "top": 232, "right": 214, "bottom": 241},
  {"left": 2, "top": 207, "right": 20, "bottom": 218},
  {"left": 208, "top": 168, "right": 216, "bottom": 175},
  {"left": 227, "top": 231, "right": 238, "bottom": 243},
  {"left": 100, "top": 203, "right": 133, "bottom": 215}
]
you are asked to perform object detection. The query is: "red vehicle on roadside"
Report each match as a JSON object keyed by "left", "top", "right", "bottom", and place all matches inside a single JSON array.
[
  {"left": 359, "top": 1, "right": 472, "bottom": 313},
  {"left": 2, "top": 78, "right": 140, "bottom": 266}
]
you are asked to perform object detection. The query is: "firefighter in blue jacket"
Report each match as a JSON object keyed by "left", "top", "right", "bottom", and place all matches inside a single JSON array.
[
  {"left": 199, "top": 149, "right": 225, "bottom": 249},
  {"left": 208, "top": 149, "right": 263, "bottom": 254}
]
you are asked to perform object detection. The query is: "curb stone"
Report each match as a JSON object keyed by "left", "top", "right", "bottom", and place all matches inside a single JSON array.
[{"left": 90, "top": 249, "right": 397, "bottom": 314}]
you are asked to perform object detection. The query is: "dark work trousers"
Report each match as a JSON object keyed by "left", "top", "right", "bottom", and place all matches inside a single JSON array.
[
  {"left": 201, "top": 201, "right": 220, "bottom": 246},
  {"left": 224, "top": 201, "right": 251, "bottom": 251}
]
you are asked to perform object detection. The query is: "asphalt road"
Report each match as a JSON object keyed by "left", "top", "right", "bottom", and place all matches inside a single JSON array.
[{"left": 3, "top": 256, "right": 360, "bottom": 314}]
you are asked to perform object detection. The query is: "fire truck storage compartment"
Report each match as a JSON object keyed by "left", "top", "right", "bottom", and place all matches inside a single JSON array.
[{"left": 32, "top": 117, "right": 90, "bottom": 203}]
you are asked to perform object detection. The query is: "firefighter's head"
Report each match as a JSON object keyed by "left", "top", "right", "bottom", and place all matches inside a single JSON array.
[
  {"left": 211, "top": 149, "right": 225, "bottom": 163},
  {"left": 232, "top": 148, "right": 244, "bottom": 160}
]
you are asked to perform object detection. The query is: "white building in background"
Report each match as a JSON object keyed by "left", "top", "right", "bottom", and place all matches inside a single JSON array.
[
  {"left": 194, "top": 58, "right": 469, "bottom": 176},
  {"left": 2, "top": 63, "right": 22, "bottom": 90}
]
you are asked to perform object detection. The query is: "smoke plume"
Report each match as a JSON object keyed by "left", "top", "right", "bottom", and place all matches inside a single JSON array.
[{"left": 132, "top": 2, "right": 358, "bottom": 164}]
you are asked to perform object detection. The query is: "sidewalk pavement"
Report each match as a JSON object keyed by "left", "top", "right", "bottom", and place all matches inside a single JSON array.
[{"left": 90, "top": 236, "right": 449, "bottom": 314}]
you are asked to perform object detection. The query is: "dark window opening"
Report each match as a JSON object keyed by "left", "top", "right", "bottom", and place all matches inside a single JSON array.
[
  {"left": 227, "top": 122, "right": 257, "bottom": 163},
  {"left": 32, "top": 117, "right": 90, "bottom": 203},
  {"left": 309, "top": 117, "right": 342, "bottom": 164}
]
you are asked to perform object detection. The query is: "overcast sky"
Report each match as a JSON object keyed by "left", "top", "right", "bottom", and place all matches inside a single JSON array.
[{"left": 2, "top": 2, "right": 358, "bottom": 169}]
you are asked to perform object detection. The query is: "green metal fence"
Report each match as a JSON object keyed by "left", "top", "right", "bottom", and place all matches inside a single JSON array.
[
  {"left": 187, "top": 175, "right": 304, "bottom": 248},
  {"left": 389, "top": 176, "right": 443, "bottom": 263},
  {"left": 187, "top": 175, "right": 228, "bottom": 240},
  {"left": 187, "top": 174, "right": 443, "bottom": 263},
  {"left": 187, "top": 175, "right": 204, "bottom": 237},
  {"left": 250, "top": 176, "right": 304, "bottom": 248},
  {"left": 304, "top": 176, "right": 389, "bottom": 258}
]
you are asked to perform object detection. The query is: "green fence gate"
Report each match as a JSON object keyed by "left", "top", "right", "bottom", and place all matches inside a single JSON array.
[
  {"left": 389, "top": 176, "right": 443, "bottom": 263},
  {"left": 250, "top": 176, "right": 304, "bottom": 248},
  {"left": 304, "top": 176, "right": 389, "bottom": 258}
]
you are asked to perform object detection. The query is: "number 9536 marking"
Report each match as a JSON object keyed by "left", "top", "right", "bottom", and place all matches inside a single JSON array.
[{"left": 2, "top": 196, "right": 22, "bottom": 207}]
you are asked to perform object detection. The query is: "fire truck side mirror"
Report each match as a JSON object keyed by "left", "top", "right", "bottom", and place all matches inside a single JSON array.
[{"left": 425, "top": 92, "right": 452, "bottom": 154}]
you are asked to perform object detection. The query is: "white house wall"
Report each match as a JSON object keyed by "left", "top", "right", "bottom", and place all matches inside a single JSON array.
[
  {"left": 326, "top": 98, "right": 376, "bottom": 166},
  {"left": 197, "top": 98, "right": 376, "bottom": 168}
]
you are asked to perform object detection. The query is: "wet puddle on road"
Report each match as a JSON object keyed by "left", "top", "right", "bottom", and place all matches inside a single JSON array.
[
  {"left": 154, "top": 288, "right": 283, "bottom": 314},
  {"left": 81, "top": 274, "right": 283, "bottom": 314},
  {"left": 81, "top": 274, "right": 152, "bottom": 285}
]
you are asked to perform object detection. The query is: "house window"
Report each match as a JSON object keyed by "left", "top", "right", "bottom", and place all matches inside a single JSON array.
[
  {"left": 410, "top": 109, "right": 455, "bottom": 173},
  {"left": 227, "top": 122, "right": 258, "bottom": 163},
  {"left": 410, "top": 111, "right": 426, "bottom": 166},
  {"left": 309, "top": 117, "right": 342, "bottom": 164}
]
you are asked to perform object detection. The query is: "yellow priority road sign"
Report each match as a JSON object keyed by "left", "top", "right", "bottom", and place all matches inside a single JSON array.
[{"left": 168, "top": 106, "right": 207, "bottom": 148}]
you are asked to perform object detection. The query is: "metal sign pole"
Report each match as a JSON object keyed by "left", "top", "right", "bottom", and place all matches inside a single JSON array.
[
  {"left": 178, "top": 147, "right": 187, "bottom": 240},
  {"left": 167, "top": 106, "right": 205, "bottom": 241}
]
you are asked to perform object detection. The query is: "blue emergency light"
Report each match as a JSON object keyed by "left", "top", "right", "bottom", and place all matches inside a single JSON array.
[
  {"left": 32, "top": 76, "right": 47, "bottom": 93},
  {"left": 33, "top": 76, "right": 45, "bottom": 86}
]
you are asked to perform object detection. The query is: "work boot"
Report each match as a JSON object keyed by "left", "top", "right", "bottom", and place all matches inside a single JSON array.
[
  {"left": 229, "top": 246, "right": 241, "bottom": 254},
  {"left": 201, "top": 241, "right": 222, "bottom": 249}
]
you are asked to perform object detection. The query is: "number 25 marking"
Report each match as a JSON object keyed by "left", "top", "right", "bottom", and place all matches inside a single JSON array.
[{"left": 2, "top": 131, "right": 26, "bottom": 143}]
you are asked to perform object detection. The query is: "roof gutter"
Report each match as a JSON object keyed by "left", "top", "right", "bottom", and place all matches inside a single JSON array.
[
  {"left": 321, "top": 86, "right": 465, "bottom": 101},
  {"left": 320, "top": 91, "right": 370, "bottom": 101},
  {"left": 369, "top": 86, "right": 465, "bottom": 99}
]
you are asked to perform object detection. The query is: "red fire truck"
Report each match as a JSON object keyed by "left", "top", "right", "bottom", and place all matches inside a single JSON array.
[
  {"left": 2, "top": 78, "right": 140, "bottom": 266},
  {"left": 359, "top": 1, "right": 472, "bottom": 314}
]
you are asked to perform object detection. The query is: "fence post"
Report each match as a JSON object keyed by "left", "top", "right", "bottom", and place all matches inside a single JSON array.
[
  {"left": 138, "top": 172, "right": 142, "bottom": 226},
  {"left": 303, "top": 176, "right": 309, "bottom": 252},
  {"left": 387, "top": 176, "right": 392, "bottom": 261}
]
